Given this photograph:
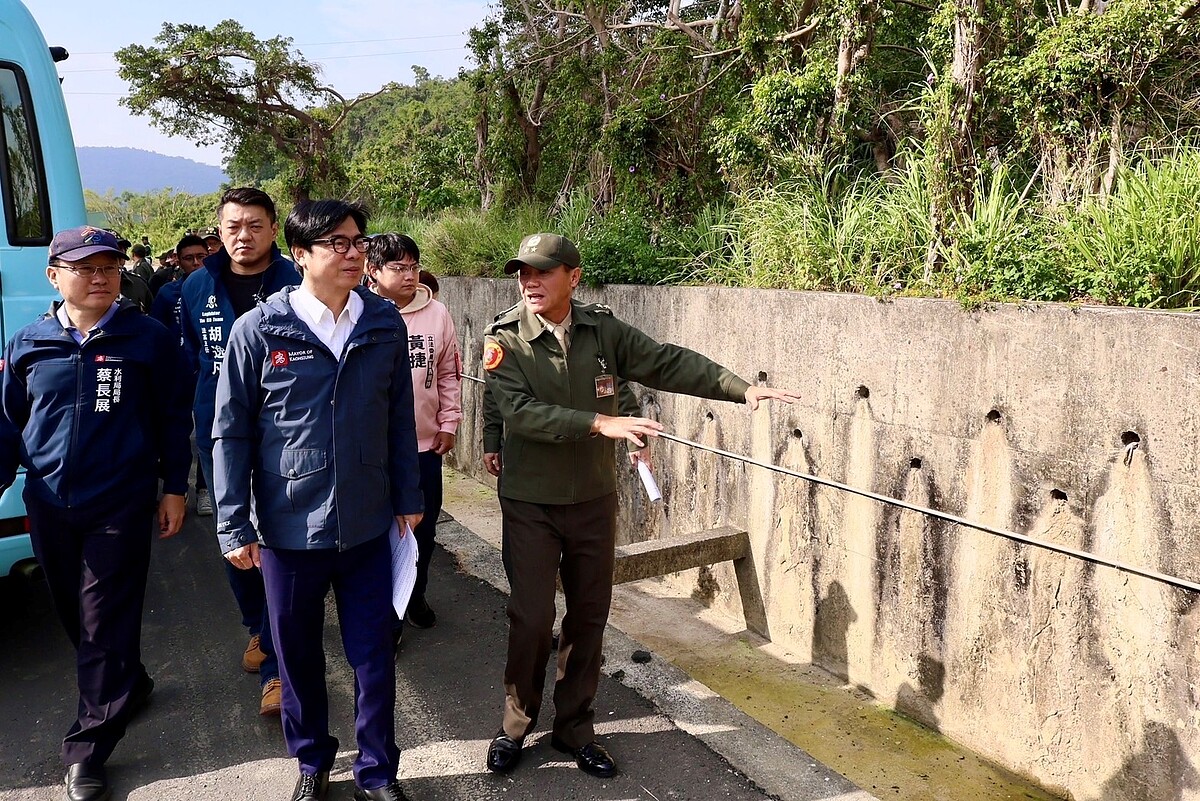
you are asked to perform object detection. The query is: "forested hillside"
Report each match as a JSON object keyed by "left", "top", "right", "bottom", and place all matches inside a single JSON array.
[{"left": 109, "top": 1, "right": 1200, "bottom": 307}]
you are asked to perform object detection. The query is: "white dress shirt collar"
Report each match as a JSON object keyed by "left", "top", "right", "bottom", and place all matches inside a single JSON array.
[{"left": 290, "top": 286, "right": 363, "bottom": 359}]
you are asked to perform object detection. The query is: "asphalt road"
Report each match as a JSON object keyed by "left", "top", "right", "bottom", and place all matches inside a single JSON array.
[{"left": 0, "top": 508, "right": 775, "bottom": 801}]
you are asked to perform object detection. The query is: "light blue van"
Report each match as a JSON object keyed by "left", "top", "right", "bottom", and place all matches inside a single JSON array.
[{"left": 0, "top": 0, "right": 87, "bottom": 577}]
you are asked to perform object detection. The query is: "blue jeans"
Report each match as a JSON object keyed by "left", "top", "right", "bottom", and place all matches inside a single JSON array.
[{"left": 199, "top": 441, "right": 278, "bottom": 685}]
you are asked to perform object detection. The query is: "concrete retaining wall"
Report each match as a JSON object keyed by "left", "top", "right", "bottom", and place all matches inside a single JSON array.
[{"left": 440, "top": 277, "right": 1200, "bottom": 801}]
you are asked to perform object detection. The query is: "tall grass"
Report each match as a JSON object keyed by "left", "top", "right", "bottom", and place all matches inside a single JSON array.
[
  {"left": 374, "top": 204, "right": 553, "bottom": 277},
  {"left": 377, "top": 146, "right": 1200, "bottom": 310},
  {"left": 1060, "top": 147, "right": 1200, "bottom": 308}
]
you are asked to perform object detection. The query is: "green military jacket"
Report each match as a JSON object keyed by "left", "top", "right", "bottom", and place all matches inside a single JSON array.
[{"left": 483, "top": 298, "right": 751, "bottom": 505}]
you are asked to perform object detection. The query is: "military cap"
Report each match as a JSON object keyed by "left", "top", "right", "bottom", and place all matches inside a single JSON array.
[{"left": 503, "top": 233, "right": 581, "bottom": 274}]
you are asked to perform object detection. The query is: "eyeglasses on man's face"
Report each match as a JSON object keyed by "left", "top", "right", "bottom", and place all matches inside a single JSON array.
[
  {"left": 53, "top": 262, "right": 122, "bottom": 279},
  {"left": 379, "top": 261, "right": 420, "bottom": 273},
  {"left": 311, "top": 235, "right": 371, "bottom": 254}
]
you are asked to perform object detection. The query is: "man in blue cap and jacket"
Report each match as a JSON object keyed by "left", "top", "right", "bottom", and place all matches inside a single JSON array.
[{"left": 0, "top": 225, "right": 192, "bottom": 801}]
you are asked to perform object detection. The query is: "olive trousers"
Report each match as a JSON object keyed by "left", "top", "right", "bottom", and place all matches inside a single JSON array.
[{"left": 498, "top": 492, "right": 617, "bottom": 749}]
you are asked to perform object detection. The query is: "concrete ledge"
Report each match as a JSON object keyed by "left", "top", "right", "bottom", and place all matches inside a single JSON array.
[
  {"left": 614, "top": 526, "right": 749, "bottom": 584},
  {"left": 436, "top": 513, "right": 879, "bottom": 801}
]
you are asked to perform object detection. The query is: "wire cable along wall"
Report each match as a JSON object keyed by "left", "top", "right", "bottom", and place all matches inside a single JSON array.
[{"left": 460, "top": 371, "right": 1200, "bottom": 594}]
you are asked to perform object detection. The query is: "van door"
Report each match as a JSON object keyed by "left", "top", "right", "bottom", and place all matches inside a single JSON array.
[{"left": 0, "top": 0, "right": 88, "bottom": 576}]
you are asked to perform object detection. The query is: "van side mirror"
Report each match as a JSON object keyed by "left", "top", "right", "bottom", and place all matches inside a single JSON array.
[{"left": 49, "top": 47, "right": 69, "bottom": 63}]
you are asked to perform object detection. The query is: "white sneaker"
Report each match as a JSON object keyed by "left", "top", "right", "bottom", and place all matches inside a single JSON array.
[{"left": 196, "top": 489, "right": 213, "bottom": 516}]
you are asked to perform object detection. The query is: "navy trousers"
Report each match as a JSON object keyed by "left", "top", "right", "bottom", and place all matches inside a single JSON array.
[
  {"left": 199, "top": 441, "right": 278, "bottom": 684},
  {"left": 260, "top": 533, "right": 398, "bottom": 789},
  {"left": 26, "top": 491, "right": 155, "bottom": 767},
  {"left": 410, "top": 449, "right": 443, "bottom": 605}
]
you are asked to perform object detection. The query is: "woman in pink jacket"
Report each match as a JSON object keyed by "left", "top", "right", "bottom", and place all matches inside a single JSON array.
[{"left": 366, "top": 234, "right": 462, "bottom": 637}]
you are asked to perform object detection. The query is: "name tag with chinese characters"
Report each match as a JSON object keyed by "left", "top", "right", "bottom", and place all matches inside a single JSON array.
[{"left": 595, "top": 374, "right": 615, "bottom": 398}]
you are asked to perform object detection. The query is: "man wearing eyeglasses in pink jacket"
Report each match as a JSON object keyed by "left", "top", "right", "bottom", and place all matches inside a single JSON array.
[{"left": 366, "top": 233, "right": 462, "bottom": 638}]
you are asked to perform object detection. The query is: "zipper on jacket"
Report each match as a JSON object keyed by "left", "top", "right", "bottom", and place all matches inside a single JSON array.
[
  {"left": 65, "top": 329, "right": 107, "bottom": 507},
  {"left": 66, "top": 348, "right": 83, "bottom": 509}
]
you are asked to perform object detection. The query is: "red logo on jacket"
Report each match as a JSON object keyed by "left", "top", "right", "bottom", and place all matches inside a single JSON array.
[
  {"left": 270, "top": 350, "right": 290, "bottom": 367},
  {"left": 94, "top": 355, "right": 106, "bottom": 362}
]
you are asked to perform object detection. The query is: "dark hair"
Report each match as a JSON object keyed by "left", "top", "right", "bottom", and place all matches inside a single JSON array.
[
  {"left": 418, "top": 269, "right": 439, "bottom": 294},
  {"left": 366, "top": 232, "right": 419, "bottom": 266},
  {"left": 284, "top": 200, "right": 369, "bottom": 250},
  {"left": 115, "top": 237, "right": 132, "bottom": 251},
  {"left": 131, "top": 244, "right": 148, "bottom": 257},
  {"left": 218, "top": 187, "right": 278, "bottom": 223},
  {"left": 176, "top": 234, "right": 206, "bottom": 253}
]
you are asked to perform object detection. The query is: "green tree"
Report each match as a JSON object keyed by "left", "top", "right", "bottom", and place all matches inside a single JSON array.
[{"left": 115, "top": 20, "right": 379, "bottom": 202}]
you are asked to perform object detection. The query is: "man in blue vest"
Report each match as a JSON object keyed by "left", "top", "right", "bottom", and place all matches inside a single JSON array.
[{"left": 179, "top": 187, "right": 300, "bottom": 717}]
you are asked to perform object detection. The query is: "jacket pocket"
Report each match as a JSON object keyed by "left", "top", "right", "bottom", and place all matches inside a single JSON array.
[
  {"left": 361, "top": 443, "right": 389, "bottom": 500},
  {"left": 265, "top": 448, "right": 328, "bottom": 513}
]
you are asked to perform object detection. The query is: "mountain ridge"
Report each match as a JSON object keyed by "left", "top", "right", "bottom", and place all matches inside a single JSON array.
[{"left": 77, "top": 146, "right": 227, "bottom": 195}]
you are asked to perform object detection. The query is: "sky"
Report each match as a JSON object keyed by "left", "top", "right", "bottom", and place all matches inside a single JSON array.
[{"left": 23, "top": 0, "right": 493, "bottom": 167}]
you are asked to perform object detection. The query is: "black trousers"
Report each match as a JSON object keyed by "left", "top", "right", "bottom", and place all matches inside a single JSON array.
[
  {"left": 26, "top": 491, "right": 155, "bottom": 767},
  {"left": 499, "top": 492, "right": 617, "bottom": 749},
  {"left": 410, "top": 449, "right": 444, "bottom": 605}
]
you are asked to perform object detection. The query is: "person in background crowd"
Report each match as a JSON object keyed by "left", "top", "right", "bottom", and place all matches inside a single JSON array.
[
  {"left": 0, "top": 226, "right": 192, "bottom": 801},
  {"left": 150, "top": 234, "right": 207, "bottom": 346},
  {"left": 201, "top": 227, "right": 223, "bottom": 255},
  {"left": 179, "top": 187, "right": 299, "bottom": 718},
  {"left": 151, "top": 234, "right": 211, "bottom": 520},
  {"left": 128, "top": 244, "right": 154, "bottom": 284},
  {"left": 214, "top": 200, "right": 422, "bottom": 801},
  {"left": 482, "top": 233, "right": 800, "bottom": 781},
  {"left": 148, "top": 252, "right": 182, "bottom": 299},
  {"left": 366, "top": 234, "right": 461, "bottom": 638},
  {"left": 417, "top": 269, "right": 439, "bottom": 299},
  {"left": 110, "top": 235, "right": 152, "bottom": 312}
]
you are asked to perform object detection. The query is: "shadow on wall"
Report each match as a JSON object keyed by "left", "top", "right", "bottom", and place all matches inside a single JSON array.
[
  {"left": 894, "top": 654, "right": 945, "bottom": 732},
  {"left": 813, "top": 580, "right": 856, "bottom": 680},
  {"left": 1093, "top": 721, "right": 1199, "bottom": 801}
]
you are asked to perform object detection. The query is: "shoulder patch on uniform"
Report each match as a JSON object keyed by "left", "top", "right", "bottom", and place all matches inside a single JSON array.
[{"left": 483, "top": 339, "right": 505, "bottom": 371}]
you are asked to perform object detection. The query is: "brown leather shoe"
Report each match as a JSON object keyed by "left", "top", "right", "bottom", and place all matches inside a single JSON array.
[
  {"left": 260, "top": 677, "right": 282, "bottom": 716},
  {"left": 242, "top": 634, "right": 266, "bottom": 673}
]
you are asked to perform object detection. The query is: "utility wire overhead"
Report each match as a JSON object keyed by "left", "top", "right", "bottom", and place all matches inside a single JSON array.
[
  {"left": 58, "top": 45, "right": 469, "bottom": 74},
  {"left": 67, "top": 33, "right": 468, "bottom": 57}
]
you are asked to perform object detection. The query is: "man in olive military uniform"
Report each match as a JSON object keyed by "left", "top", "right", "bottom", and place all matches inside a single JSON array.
[{"left": 482, "top": 233, "right": 798, "bottom": 779}]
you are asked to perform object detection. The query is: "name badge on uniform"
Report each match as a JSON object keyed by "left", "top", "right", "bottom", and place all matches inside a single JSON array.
[{"left": 595, "top": 374, "right": 615, "bottom": 398}]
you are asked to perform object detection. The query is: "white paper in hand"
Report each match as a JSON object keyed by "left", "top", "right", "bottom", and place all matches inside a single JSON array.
[
  {"left": 637, "top": 460, "right": 662, "bottom": 502},
  {"left": 389, "top": 521, "right": 419, "bottom": 617}
]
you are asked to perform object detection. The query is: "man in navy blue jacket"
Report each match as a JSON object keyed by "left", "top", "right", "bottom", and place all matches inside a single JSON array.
[
  {"left": 213, "top": 200, "right": 423, "bottom": 801},
  {"left": 0, "top": 226, "right": 192, "bottom": 801},
  {"left": 179, "top": 187, "right": 300, "bottom": 716}
]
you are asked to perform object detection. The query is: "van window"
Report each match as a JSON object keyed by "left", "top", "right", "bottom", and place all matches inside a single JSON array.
[{"left": 0, "top": 64, "right": 50, "bottom": 244}]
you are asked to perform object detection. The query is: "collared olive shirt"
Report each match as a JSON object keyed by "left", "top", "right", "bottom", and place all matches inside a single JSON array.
[{"left": 484, "top": 299, "right": 750, "bottom": 505}]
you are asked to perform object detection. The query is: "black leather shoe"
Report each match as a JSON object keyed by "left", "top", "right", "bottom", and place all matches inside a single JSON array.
[
  {"left": 290, "top": 770, "right": 329, "bottom": 801},
  {"left": 353, "top": 781, "right": 407, "bottom": 801},
  {"left": 405, "top": 596, "right": 436, "bottom": 629},
  {"left": 550, "top": 736, "right": 617, "bottom": 778},
  {"left": 486, "top": 730, "right": 524, "bottom": 773},
  {"left": 126, "top": 672, "right": 154, "bottom": 722},
  {"left": 65, "top": 762, "right": 111, "bottom": 801}
]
